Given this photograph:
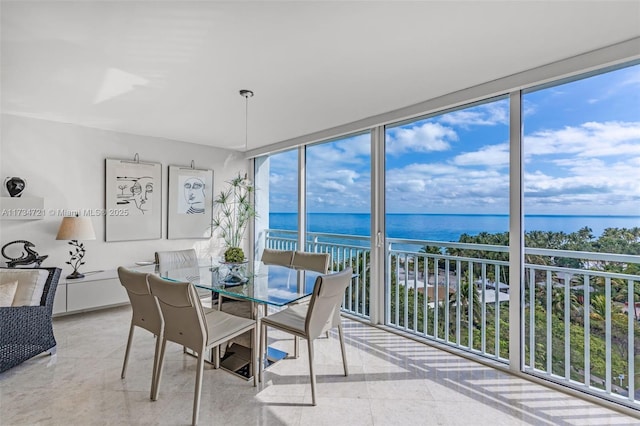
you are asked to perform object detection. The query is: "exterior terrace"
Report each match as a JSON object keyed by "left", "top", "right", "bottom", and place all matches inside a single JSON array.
[{"left": 264, "top": 229, "right": 640, "bottom": 416}]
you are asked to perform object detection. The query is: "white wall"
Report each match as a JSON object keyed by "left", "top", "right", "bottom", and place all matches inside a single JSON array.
[{"left": 0, "top": 114, "right": 246, "bottom": 275}]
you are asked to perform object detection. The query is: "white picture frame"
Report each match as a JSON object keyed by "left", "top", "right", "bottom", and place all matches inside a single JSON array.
[
  {"left": 105, "top": 158, "right": 162, "bottom": 241},
  {"left": 168, "top": 165, "right": 213, "bottom": 239}
]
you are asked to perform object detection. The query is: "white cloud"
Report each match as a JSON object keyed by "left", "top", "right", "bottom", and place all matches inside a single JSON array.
[
  {"left": 386, "top": 122, "right": 457, "bottom": 155},
  {"left": 385, "top": 161, "right": 510, "bottom": 213},
  {"left": 318, "top": 180, "right": 346, "bottom": 192},
  {"left": 524, "top": 154, "right": 640, "bottom": 214},
  {"left": 587, "top": 68, "right": 640, "bottom": 104},
  {"left": 453, "top": 143, "right": 509, "bottom": 167},
  {"left": 439, "top": 100, "right": 509, "bottom": 127},
  {"left": 307, "top": 133, "right": 370, "bottom": 166},
  {"left": 524, "top": 121, "right": 640, "bottom": 157},
  {"left": 402, "top": 162, "right": 460, "bottom": 175}
]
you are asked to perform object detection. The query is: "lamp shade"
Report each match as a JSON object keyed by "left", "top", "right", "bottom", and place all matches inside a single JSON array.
[{"left": 56, "top": 216, "right": 96, "bottom": 241}]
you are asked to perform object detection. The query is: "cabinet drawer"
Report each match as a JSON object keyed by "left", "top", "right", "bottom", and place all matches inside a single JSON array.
[{"left": 67, "top": 278, "right": 128, "bottom": 312}]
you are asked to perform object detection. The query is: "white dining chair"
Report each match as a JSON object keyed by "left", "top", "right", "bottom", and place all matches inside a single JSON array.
[
  {"left": 291, "top": 251, "right": 330, "bottom": 273},
  {"left": 259, "top": 267, "right": 352, "bottom": 405},
  {"left": 155, "top": 249, "right": 198, "bottom": 272},
  {"left": 290, "top": 251, "right": 332, "bottom": 355},
  {"left": 148, "top": 274, "right": 256, "bottom": 426},
  {"left": 261, "top": 248, "right": 295, "bottom": 267},
  {"left": 117, "top": 267, "right": 163, "bottom": 400}
]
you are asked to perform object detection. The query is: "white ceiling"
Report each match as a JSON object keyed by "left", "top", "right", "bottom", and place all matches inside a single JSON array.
[{"left": 2, "top": 1, "right": 640, "bottom": 152}]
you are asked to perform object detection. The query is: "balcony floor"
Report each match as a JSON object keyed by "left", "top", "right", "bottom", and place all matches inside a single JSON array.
[{"left": 1, "top": 305, "right": 638, "bottom": 425}]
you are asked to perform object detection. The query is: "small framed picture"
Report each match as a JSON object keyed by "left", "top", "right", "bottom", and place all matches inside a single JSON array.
[
  {"left": 105, "top": 158, "right": 162, "bottom": 241},
  {"left": 168, "top": 165, "right": 213, "bottom": 239}
]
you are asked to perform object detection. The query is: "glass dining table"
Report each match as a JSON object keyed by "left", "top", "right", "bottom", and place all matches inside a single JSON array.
[{"left": 159, "top": 261, "right": 322, "bottom": 378}]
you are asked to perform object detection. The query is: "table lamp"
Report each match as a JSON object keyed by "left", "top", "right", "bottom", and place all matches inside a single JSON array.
[{"left": 56, "top": 215, "right": 96, "bottom": 279}]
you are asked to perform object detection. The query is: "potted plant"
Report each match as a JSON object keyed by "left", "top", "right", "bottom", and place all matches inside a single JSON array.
[{"left": 211, "top": 172, "right": 256, "bottom": 263}]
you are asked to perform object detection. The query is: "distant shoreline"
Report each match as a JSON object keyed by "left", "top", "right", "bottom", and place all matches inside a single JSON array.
[
  {"left": 272, "top": 212, "right": 640, "bottom": 218},
  {"left": 269, "top": 212, "right": 639, "bottom": 244}
]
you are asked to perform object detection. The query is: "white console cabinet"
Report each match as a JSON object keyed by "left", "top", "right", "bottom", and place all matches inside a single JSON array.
[{"left": 53, "top": 265, "right": 155, "bottom": 316}]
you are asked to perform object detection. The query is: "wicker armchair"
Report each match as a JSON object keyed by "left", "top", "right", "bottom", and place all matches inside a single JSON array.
[{"left": 0, "top": 267, "right": 61, "bottom": 373}]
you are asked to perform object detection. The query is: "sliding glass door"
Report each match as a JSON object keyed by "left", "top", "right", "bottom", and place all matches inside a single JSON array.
[
  {"left": 384, "top": 97, "right": 511, "bottom": 360},
  {"left": 305, "top": 133, "right": 372, "bottom": 317}
]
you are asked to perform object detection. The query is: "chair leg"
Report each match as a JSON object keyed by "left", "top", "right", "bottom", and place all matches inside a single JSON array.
[
  {"left": 121, "top": 323, "right": 135, "bottom": 379},
  {"left": 261, "top": 304, "right": 268, "bottom": 365},
  {"left": 337, "top": 324, "right": 349, "bottom": 376},
  {"left": 152, "top": 337, "right": 167, "bottom": 401},
  {"left": 213, "top": 345, "right": 220, "bottom": 369},
  {"left": 251, "top": 326, "right": 257, "bottom": 387},
  {"left": 307, "top": 338, "right": 317, "bottom": 406},
  {"left": 150, "top": 333, "right": 162, "bottom": 400},
  {"left": 259, "top": 323, "right": 265, "bottom": 384},
  {"left": 193, "top": 350, "right": 205, "bottom": 426}
]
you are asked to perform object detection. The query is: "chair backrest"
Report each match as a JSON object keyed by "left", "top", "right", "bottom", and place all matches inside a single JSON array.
[
  {"left": 118, "top": 267, "right": 163, "bottom": 335},
  {"left": 261, "top": 249, "right": 294, "bottom": 267},
  {"left": 305, "top": 267, "right": 352, "bottom": 339},
  {"left": 147, "top": 274, "right": 207, "bottom": 351},
  {"left": 155, "top": 249, "right": 198, "bottom": 273},
  {"left": 292, "top": 252, "right": 330, "bottom": 273}
]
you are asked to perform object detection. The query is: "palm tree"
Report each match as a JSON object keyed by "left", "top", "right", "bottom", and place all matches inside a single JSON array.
[
  {"left": 549, "top": 286, "right": 580, "bottom": 318},
  {"left": 590, "top": 294, "right": 622, "bottom": 321}
]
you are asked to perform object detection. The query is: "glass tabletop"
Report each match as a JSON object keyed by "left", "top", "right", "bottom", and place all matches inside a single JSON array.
[{"left": 158, "top": 262, "right": 321, "bottom": 307}]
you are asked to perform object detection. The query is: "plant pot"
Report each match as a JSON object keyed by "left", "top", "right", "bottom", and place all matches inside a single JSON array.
[{"left": 218, "top": 260, "right": 249, "bottom": 285}]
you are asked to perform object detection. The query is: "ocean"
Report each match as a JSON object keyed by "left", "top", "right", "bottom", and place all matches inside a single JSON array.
[{"left": 269, "top": 213, "right": 640, "bottom": 243}]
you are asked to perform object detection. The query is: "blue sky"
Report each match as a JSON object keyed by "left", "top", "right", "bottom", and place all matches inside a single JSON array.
[{"left": 268, "top": 63, "right": 640, "bottom": 216}]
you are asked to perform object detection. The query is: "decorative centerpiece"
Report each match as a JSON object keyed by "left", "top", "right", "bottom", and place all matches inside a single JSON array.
[
  {"left": 211, "top": 173, "right": 256, "bottom": 283},
  {"left": 4, "top": 177, "right": 26, "bottom": 197}
]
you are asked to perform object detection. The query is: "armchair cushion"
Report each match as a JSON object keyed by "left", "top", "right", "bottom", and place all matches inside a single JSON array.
[
  {"left": 0, "top": 280, "right": 18, "bottom": 307},
  {"left": 0, "top": 269, "right": 49, "bottom": 306}
]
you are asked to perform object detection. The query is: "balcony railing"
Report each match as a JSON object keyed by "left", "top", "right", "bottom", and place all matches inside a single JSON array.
[{"left": 263, "top": 229, "right": 640, "bottom": 410}]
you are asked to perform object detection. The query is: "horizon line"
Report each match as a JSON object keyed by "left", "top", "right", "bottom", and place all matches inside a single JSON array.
[{"left": 270, "top": 212, "right": 640, "bottom": 218}]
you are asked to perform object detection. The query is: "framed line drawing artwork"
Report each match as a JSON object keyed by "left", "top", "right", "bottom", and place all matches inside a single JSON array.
[
  {"left": 105, "top": 157, "right": 162, "bottom": 241},
  {"left": 168, "top": 165, "right": 213, "bottom": 239}
]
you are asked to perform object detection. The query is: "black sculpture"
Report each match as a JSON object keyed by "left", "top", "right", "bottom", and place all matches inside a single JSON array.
[
  {"left": 4, "top": 177, "right": 26, "bottom": 197},
  {"left": 1, "top": 240, "right": 48, "bottom": 268}
]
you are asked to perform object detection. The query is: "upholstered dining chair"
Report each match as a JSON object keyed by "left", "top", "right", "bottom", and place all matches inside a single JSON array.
[
  {"left": 259, "top": 267, "right": 352, "bottom": 406},
  {"left": 261, "top": 248, "right": 295, "bottom": 267},
  {"left": 156, "top": 249, "right": 210, "bottom": 300},
  {"left": 155, "top": 249, "right": 199, "bottom": 276},
  {"left": 117, "top": 267, "right": 163, "bottom": 400},
  {"left": 147, "top": 274, "right": 256, "bottom": 426},
  {"left": 290, "top": 251, "right": 332, "bottom": 355},
  {"left": 291, "top": 251, "right": 330, "bottom": 273}
]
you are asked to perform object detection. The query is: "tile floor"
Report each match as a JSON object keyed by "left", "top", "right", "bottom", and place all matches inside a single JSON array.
[{"left": 1, "top": 305, "right": 638, "bottom": 425}]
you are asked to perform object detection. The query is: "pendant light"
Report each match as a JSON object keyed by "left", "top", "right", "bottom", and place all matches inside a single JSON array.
[
  {"left": 239, "top": 89, "right": 254, "bottom": 152},
  {"left": 239, "top": 89, "right": 254, "bottom": 184}
]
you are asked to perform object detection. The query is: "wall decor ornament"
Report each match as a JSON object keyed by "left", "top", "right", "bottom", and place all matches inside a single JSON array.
[
  {"left": 168, "top": 164, "right": 213, "bottom": 239},
  {"left": 4, "top": 177, "right": 26, "bottom": 197},
  {"left": 1, "top": 240, "right": 48, "bottom": 268},
  {"left": 105, "top": 155, "right": 162, "bottom": 241}
]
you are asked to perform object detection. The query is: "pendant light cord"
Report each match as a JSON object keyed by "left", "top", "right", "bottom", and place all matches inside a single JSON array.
[
  {"left": 239, "top": 89, "right": 254, "bottom": 152},
  {"left": 245, "top": 94, "right": 248, "bottom": 152}
]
